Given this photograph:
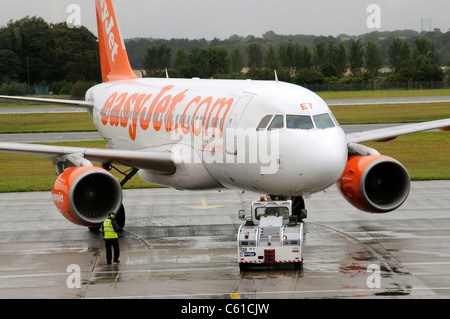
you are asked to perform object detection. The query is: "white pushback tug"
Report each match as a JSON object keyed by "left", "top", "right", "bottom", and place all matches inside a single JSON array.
[{"left": 237, "top": 196, "right": 305, "bottom": 270}]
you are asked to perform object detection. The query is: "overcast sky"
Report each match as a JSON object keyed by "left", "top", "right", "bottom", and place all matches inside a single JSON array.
[{"left": 1, "top": 0, "right": 449, "bottom": 40}]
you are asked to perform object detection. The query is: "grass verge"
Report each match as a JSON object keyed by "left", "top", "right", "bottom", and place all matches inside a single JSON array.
[
  {"left": 0, "top": 102, "right": 449, "bottom": 134},
  {"left": 317, "top": 88, "right": 450, "bottom": 100},
  {"left": 0, "top": 141, "right": 160, "bottom": 192},
  {"left": 0, "top": 132, "right": 448, "bottom": 192},
  {"left": 330, "top": 102, "right": 450, "bottom": 124},
  {"left": 0, "top": 113, "right": 96, "bottom": 133},
  {"left": 365, "top": 132, "right": 450, "bottom": 180}
]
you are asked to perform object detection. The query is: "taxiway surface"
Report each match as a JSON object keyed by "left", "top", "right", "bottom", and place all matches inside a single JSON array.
[
  {"left": 1, "top": 95, "right": 449, "bottom": 300},
  {"left": 1, "top": 95, "right": 450, "bottom": 115},
  {"left": 0, "top": 124, "right": 432, "bottom": 143},
  {"left": 0, "top": 181, "right": 449, "bottom": 299}
]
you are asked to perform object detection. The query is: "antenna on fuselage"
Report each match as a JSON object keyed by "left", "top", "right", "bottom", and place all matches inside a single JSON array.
[
  {"left": 165, "top": 68, "right": 169, "bottom": 79},
  {"left": 274, "top": 70, "right": 278, "bottom": 82}
]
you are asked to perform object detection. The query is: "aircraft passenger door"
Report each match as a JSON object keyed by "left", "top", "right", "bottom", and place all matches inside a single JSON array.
[
  {"left": 225, "top": 95, "right": 253, "bottom": 155},
  {"left": 227, "top": 95, "right": 253, "bottom": 130}
]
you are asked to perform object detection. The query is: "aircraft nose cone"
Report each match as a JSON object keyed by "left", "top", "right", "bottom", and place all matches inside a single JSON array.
[{"left": 294, "top": 128, "right": 347, "bottom": 192}]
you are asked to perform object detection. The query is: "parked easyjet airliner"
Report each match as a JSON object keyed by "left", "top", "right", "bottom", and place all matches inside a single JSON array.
[{"left": 1, "top": 0, "right": 449, "bottom": 229}]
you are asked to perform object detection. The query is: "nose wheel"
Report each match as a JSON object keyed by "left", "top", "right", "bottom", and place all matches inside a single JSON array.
[{"left": 292, "top": 196, "right": 307, "bottom": 221}]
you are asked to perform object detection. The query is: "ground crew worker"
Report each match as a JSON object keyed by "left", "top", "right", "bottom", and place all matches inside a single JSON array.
[{"left": 102, "top": 213, "right": 120, "bottom": 265}]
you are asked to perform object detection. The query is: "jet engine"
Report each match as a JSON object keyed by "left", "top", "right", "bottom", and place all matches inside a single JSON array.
[
  {"left": 337, "top": 155, "right": 410, "bottom": 213},
  {"left": 52, "top": 166, "right": 123, "bottom": 226}
]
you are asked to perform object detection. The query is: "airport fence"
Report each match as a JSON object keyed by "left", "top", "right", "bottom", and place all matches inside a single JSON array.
[{"left": 303, "top": 80, "right": 450, "bottom": 92}]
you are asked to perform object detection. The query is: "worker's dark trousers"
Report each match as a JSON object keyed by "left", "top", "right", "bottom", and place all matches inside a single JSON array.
[{"left": 105, "top": 238, "right": 120, "bottom": 263}]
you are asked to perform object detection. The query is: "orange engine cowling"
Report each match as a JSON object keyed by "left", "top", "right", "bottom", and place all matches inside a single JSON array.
[
  {"left": 337, "top": 155, "right": 410, "bottom": 213},
  {"left": 52, "top": 166, "right": 123, "bottom": 226}
]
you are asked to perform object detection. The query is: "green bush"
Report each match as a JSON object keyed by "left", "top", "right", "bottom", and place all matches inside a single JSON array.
[
  {"left": 71, "top": 80, "right": 97, "bottom": 98},
  {"left": 0, "top": 82, "right": 30, "bottom": 96}
]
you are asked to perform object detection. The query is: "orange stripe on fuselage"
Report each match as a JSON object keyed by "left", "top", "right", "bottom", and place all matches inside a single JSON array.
[{"left": 100, "top": 85, "right": 235, "bottom": 141}]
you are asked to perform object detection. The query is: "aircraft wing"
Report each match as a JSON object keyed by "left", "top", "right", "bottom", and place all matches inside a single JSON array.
[
  {"left": 0, "top": 95, "right": 94, "bottom": 108},
  {"left": 346, "top": 118, "right": 450, "bottom": 144},
  {"left": 0, "top": 142, "right": 175, "bottom": 174}
]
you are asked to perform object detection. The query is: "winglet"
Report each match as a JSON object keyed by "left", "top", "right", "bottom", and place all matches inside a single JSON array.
[{"left": 95, "top": 0, "right": 138, "bottom": 82}]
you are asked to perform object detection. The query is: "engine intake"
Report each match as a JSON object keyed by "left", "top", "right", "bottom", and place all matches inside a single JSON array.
[
  {"left": 337, "top": 155, "right": 410, "bottom": 213},
  {"left": 52, "top": 166, "right": 123, "bottom": 226}
]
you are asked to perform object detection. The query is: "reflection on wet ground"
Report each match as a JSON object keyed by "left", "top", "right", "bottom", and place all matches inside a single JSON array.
[{"left": 0, "top": 182, "right": 449, "bottom": 298}]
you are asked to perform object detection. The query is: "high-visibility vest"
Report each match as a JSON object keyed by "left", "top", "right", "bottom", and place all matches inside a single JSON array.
[{"left": 103, "top": 219, "right": 118, "bottom": 239}]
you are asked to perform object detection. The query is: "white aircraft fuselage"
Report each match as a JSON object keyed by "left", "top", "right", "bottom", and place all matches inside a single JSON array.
[{"left": 87, "top": 78, "right": 348, "bottom": 196}]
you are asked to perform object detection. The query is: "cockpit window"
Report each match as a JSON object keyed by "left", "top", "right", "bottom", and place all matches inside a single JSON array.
[
  {"left": 267, "top": 115, "right": 284, "bottom": 130},
  {"left": 256, "top": 115, "right": 273, "bottom": 131},
  {"left": 313, "top": 113, "right": 335, "bottom": 129},
  {"left": 286, "top": 115, "right": 314, "bottom": 130},
  {"left": 258, "top": 113, "right": 335, "bottom": 131}
]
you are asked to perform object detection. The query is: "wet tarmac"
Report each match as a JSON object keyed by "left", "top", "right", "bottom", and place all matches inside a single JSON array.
[{"left": 0, "top": 180, "right": 449, "bottom": 299}]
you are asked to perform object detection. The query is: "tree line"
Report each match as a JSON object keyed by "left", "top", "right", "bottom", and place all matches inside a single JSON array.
[
  {"left": 0, "top": 16, "right": 100, "bottom": 96},
  {"left": 1, "top": 16, "right": 450, "bottom": 97},
  {"left": 143, "top": 36, "right": 447, "bottom": 86}
]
